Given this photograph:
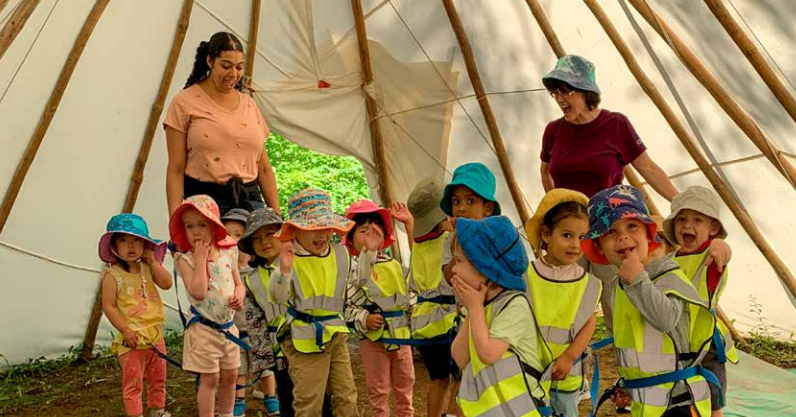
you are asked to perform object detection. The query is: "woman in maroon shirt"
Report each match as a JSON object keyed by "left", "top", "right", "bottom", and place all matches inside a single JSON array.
[{"left": 539, "top": 55, "right": 677, "bottom": 200}]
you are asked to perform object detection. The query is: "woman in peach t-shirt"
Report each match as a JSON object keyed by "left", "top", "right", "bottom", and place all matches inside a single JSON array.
[{"left": 164, "top": 32, "right": 280, "bottom": 216}]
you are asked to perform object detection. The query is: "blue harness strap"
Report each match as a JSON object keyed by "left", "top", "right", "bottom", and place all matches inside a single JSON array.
[
  {"left": 187, "top": 306, "right": 251, "bottom": 351},
  {"left": 287, "top": 306, "right": 341, "bottom": 348},
  {"left": 417, "top": 295, "right": 456, "bottom": 305},
  {"left": 621, "top": 365, "right": 724, "bottom": 407},
  {"left": 710, "top": 309, "right": 728, "bottom": 364},
  {"left": 537, "top": 405, "right": 553, "bottom": 416},
  {"left": 380, "top": 310, "right": 405, "bottom": 318}
]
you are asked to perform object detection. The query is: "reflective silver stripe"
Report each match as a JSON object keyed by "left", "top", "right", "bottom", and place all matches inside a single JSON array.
[
  {"left": 723, "top": 329, "right": 735, "bottom": 352},
  {"left": 476, "top": 390, "right": 538, "bottom": 417},
  {"left": 292, "top": 295, "right": 344, "bottom": 313},
  {"left": 688, "top": 377, "right": 711, "bottom": 403},
  {"left": 290, "top": 317, "right": 347, "bottom": 339},
  {"left": 573, "top": 276, "right": 601, "bottom": 332},
  {"left": 538, "top": 325, "right": 573, "bottom": 345},
  {"left": 617, "top": 348, "right": 677, "bottom": 373},
  {"left": 246, "top": 270, "right": 286, "bottom": 324},
  {"left": 654, "top": 273, "right": 705, "bottom": 307},
  {"left": 288, "top": 244, "right": 349, "bottom": 336},
  {"left": 410, "top": 305, "right": 455, "bottom": 331},
  {"left": 627, "top": 383, "right": 671, "bottom": 407},
  {"left": 458, "top": 355, "right": 524, "bottom": 402},
  {"left": 364, "top": 277, "right": 409, "bottom": 311}
]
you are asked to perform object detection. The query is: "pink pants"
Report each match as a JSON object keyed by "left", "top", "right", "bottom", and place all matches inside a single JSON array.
[
  {"left": 118, "top": 338, "right": 167, "bottom": 416},
  {"left": 359, "top": 339, "right": 415, "bottom": 417}
]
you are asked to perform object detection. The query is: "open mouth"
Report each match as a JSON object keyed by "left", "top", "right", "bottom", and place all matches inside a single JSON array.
[
  {"left": 616, "top": 247, "right": 635, "bottom": 257},
  {"left": 560, "top": 103, "right": 571, "bottom": 115},
  {"left": 312, "top": 239, "right": 327, "bottom": 248},
  {"left": 681, "top": 233, "right": 696, "bottom": 245}
]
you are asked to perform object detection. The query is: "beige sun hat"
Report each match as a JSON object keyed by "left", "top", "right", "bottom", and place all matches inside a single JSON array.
[
  {"left": 525, "top": 188, "right": 589, "bottom": 256},
  {"left": 663, "top": 186, "right": 727, "bottom": 243}
]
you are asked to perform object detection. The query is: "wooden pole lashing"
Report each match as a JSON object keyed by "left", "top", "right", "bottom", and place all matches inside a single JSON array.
[
  {"left": 442, "top": 0, "right": 531, "bottom": 225},
  {"left": 583, "top": 0, "right": 796, "bottom": 303},
  {"left": 0, "top": 0, "right": 42, "bottom": 63},
  {"left": 80, "top": 0, "right": 194, "bottom": 361},
  {"left": 244, "top": 0, "right": 261, "bottom": 81},
  {"left": 0, "top": 0, "right": 111, "bottom": 238},
  {"left": 626, "top": 0, "right": 796, "bottom": 190},
  {"left": 702, "top": 0, "right": 796, "bottom": 127}
]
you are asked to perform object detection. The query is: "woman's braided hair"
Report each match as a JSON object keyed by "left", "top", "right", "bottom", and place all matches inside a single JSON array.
[{"left": 184, "top": 32, "right": 246, "bottom": 91}]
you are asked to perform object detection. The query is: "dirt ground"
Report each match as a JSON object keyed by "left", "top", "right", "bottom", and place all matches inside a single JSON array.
[{"left": 0, "top": 340, "right": 621, "bottom": 417}]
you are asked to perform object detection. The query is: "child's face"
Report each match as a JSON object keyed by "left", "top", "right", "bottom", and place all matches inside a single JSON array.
[
  {"left": 182, "top": 208, "right": 214, "bottom": 248},
  {"left": 450, "top": 185, "right": 495, "bottom": 220},
  {"left": 542, "top": 216, "right": 588, "bottom": 266},
  {"left": 673, "top": 209, "right": 720, "bottom": 253},
  {"left": 113, "top": 233, "right": 145, "bottom": 263},
  {"left": 252, "top": 225, "right": 282, "bottom": 261},
  {"left": 451, "top": 241, "right": 486, "bottom": 289},
  {"left": 295, "top": 228, "right": 333, "bottom": 256},
  {"left": 223, "top": 220, "right": 246, "bottom": 242},
  {"left": 596, "top": 218, "right": 651, "bottom": 267},
  {"left": 351, "top": 220, "right": 385, "bottom": 253}
]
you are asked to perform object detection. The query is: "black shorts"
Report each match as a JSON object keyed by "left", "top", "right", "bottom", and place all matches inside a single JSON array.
[
  {"left": 184, "top": 175, "right": 265, "bottom": 216},
  {"left": 702, "top": 347, "right": 727, "bottom": 411},
  {"left": 417, "top": 335, "right": 460, "bottom": 381}
]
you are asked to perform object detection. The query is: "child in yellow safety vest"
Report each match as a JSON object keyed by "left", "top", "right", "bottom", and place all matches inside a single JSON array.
[
  {"left": 99, "top": 213, "right": 173, "bottom": 417},
  {"left": 662, "top": 186, "right": 737, "bottom": 417},
  {"left": 343, "top": 199, "right": 416, "bottom": 417},
  {"left": 524, "top": 189, "right": 602, "bottom": 417},
  {"left": 581, "top": 185, "right": 717, "bottom": 417},
  {"left": 268, "top": 188, "right": 382, "bottom": 417},
  {"left": 450, "top": 215, "right": 550, "bottom": 417}
]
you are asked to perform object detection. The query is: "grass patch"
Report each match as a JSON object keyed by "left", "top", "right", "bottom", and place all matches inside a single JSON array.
[{"left": 736, "top": 296, "right": 796, "bottom": 368}]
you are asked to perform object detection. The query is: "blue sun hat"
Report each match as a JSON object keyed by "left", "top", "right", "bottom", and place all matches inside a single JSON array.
[
  {"left": 581, "top": 185, "right": 661, "bottom": 265},
  {"left": 455, "top": 216, "right": 528, "bottom": 292},
  {"left": 542, "top": 54, "right": 601, "bottom": 94},
  {"left": 98, "top": 213, "right": 166, "bottom": 264},
  {"left": 440, "top": 162, "right": 501, "bottom": 217}
]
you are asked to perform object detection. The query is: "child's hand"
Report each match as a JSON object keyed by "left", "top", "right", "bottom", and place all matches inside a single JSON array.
[
  {"left": 390, "top": 202, "right": 414, "bottom": 225},
  {"left": 363, "top": 224, "right": 385, "bottom": 252},
  {"left": 229, "top": 285, "right": 245, "bottom": 310},
  {"left": 551, "top": 355, "right": 574, "bottom": 381},
  {"left": 611, "top": 388, "right": 632, "bottom": 408},
  {"left": 193, "top": 239, "right": 211, "bottom": 263},
  {"left": 122, "top": 328, "right": 138, "bottom": 349},
  {"left": 142, "top": 249, "right": 157, "bottom": 265},
  {"left": 280, "top": 241, "right": 295, "bottom": 275},
  {"left": 451, "top": 275, "right": 487, "bottom": 311},
  {"left": 707, "top": 239, "right": 732, "bottom": 272},
  {"left": 366, "top": 313, "right": 384, "bottom": 330},
  {"left": 619, "top": 248, "right": 644, "bottom": 284}
]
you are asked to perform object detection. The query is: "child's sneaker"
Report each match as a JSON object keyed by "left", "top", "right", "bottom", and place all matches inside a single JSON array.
[
  {"left": 252, "top": 388, "right": 265, "bottom": 399},
  {"left": 149, "top": 410, "right": 171, "bottom": 417},
  {"left": 233, "top": 398, "right": 247, "bottom": 417},
  {"left": 263, "top": 395, "right": 281, "bottom": 416}
]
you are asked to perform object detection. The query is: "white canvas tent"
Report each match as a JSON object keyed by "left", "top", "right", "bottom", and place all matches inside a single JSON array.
[{"left": 2, "top": 0, "right": 796, "bottom": 366}]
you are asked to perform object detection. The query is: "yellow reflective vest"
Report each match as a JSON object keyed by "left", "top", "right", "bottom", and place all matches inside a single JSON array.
[
  {"left": 527, "top": 263, "right": 602, "bottom": 393},
  {"left": 410, "top": 232, "right": 457, "bottom": 339},
  {"left": 359, "top": 258, "right": 412, "bottom": 350},
  {"left": 674, "top": 248, "right": 739, "bottom": 364},
  {"left": 245, "top": 264, "right": 288, "bottom": 347},
  {"left": 613, "top": 267, "right": 715, "bottom": 417},
  {"left": 458, "top": 290, "right": 549, "bottom": 417},
  {"left": 286, "top": 244, "right": 351, "bottom": 353}
]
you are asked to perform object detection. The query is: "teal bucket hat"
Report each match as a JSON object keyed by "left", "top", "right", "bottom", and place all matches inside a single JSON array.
[
  {"left": 441, "top": 162, "right": 501, "bottom": 216},
  {"left": 98, "top": 213, "right": 166, "bottom": 264},
  {"left": 542, "top": 54, "right": 601, "bottom": 95},
  {"left": 456, "top": 216, "right": 528, "bottom": 292}
]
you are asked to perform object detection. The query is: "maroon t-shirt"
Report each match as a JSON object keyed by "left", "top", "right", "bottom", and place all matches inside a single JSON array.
[{"left": 541, "top": 109, "right": 646, "bottom": 197}]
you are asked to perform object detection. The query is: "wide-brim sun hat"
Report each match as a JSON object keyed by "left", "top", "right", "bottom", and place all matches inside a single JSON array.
[
  {"left": 98, "top": 213, "right": 166, "bottom": 264},
  {"left": 342, "top": 199, "right": 395, "bottom": 252},
  {"left": 440, "top": 162, "right": 501, "bottom": 217},
  {"left": 525, "top": 188, "right": 589, "bottom": 256},
  {"left": 663, "top": 186, "right": 727, "bottom": 244},
  {"left": 542, "top": 54, "right": 601, "bottom": 95},
  {"left": 276, "top": 188, "right": 354, "bottom": 241},
  {"left": 407, "top": 177, "right": 447, "bottom": 238},
  {"left": 238, "top": 208, "right": 284, "bottom": 255},
  {"left": 581, "top": 185, "right": 661, "bottom": 265},
  {"left": 169, "top": 194, "right": 237, "bottom": 252},
  {"left": 221, "top": 208, "right": 251, "bottom": 225},
  {"left": 456, "top": 216, "right": 528, "bottom": 292}
]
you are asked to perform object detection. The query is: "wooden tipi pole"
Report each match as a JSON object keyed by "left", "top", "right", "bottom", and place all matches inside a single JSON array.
[
  {"left": 0, "top": 0, "right": 42, "bottom": 63},
  {"left": 626, "top": 0, "right": 796, "bottom": 190},
  {"left": 244, "top": 0, "right": 261, "bottom": 82},
  {"left": 702, "top": 0, "right": 796, "bottom": 126},
  {"left": 523, "top": 0, "right": 661, "bottom": 216},
  {"left": 79, "top": 0, "right": 194, "bottom": 360},
  {"left": 350, "top": 0, "right": 392, "bottom": 210},
  {"left": 583, "top": 0, "right": 796, "bottom": 302},
  {"left": 442, "top": 0, "right": 531, "bottom": 225},
  {"left": 0, "top": 0, "right": 111, "bottom": 237},
  {"left": 0, "top": 0, "right": 10, "bottom": 15}
]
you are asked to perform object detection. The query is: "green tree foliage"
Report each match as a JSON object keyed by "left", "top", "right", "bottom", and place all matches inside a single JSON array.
[{"left": 266, "top": 133, "right": 372, "bottom": 215}]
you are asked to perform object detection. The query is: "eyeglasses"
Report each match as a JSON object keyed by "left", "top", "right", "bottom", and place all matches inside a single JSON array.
[{"left": 548, "top": 88, "right": 574, "bottom": 98}]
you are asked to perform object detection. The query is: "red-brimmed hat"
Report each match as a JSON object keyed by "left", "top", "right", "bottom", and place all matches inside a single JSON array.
[
  {"left": 342, "top": 199, "right": 395, "bottom": 253},
  {"left": 169, "top": 195, "right": 237, "bottom": 252}
]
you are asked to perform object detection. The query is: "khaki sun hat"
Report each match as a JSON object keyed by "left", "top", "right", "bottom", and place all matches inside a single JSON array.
[
  {"left": 407, "top": 177, "right": 447, "bottom": 238},
  {"left": 663, "top": 186, "right": 726, "bottom": 244}
]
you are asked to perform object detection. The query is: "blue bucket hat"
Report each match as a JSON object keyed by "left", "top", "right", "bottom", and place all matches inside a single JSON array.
[
  {"left": 98, "top": 213, "right": 166, "bottom": 264},
  {"left": 441, "top": 163, "right": 501, "bottom": 216},
  {"left": 581, "top": 185, "right": 661, "bottom": 265},
  {"left": 542, "top": 54, "right": 601, "bottom": 95},
  {"left": 455, "top": 216, "right": 528, "bottom": 292}
]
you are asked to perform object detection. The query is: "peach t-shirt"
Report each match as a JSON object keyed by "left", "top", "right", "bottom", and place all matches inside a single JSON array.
[{"left": 164, "top": 84, "right": 270, "bottom": 183}]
